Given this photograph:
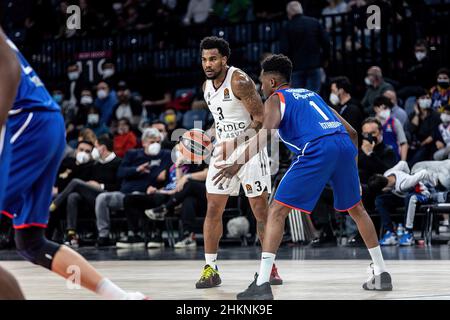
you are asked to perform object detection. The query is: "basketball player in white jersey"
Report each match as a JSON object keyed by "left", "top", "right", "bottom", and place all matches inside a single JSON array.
[{"left": 195, "top": 36, "right": 282, "bottom": 288}]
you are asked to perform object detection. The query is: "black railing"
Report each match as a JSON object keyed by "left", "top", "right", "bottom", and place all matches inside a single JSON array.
[{"left": 8, "top": 3, "right": 450, "bottom": 93}]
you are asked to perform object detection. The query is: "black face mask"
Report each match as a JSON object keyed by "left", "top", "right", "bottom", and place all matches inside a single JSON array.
[
  {"left": 438, "top": 80, "right": 450, "bottom": 89},
  {"left": 363, "top": 133, "right": 378, "bottom": 145}
]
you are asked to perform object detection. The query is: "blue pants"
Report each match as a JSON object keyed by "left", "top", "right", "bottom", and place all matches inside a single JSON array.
[
  {"left": 291, "top": 68, "right": 322, "bottom": 93},
  {"left": 274, "top": 133, "right": 361, "bottom": 214},
  {"left": 0, "top": 124, "right": 11, "bottom": 210},
  {"left": 2, "top": 111, "right": 66, "bottom": 229}
]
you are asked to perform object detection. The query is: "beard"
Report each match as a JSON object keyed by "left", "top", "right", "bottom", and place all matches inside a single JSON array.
[{"left": 204, "top": 68, "right": 220, "bottom": 80}]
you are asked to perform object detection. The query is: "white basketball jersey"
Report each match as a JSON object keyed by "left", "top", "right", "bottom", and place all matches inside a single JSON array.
[{"left": 204, "top": 66, "right": 252, "bottom": 142}]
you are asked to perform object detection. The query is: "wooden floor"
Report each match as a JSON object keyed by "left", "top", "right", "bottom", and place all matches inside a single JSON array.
[{"left": 3, "top": 260, "right": 450, "bottom": 300}]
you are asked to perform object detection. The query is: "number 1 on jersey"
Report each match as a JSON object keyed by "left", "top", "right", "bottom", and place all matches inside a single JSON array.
[{"left": 309, "top": 101, "right": 329, "bottom": 121}]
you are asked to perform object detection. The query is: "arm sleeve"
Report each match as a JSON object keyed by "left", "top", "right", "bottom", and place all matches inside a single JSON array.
[
  {"left": 117, "top": 152, "right": 140, "bottom": 179},
  {"left": 394, "top": 118, "right": 407, "bottom": 145}
]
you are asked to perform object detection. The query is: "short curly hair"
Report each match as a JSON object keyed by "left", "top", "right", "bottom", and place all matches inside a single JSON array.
[
  {"left": 200, "top": 36, "right": 231, "bottom": 58},
  {"left": 261, "top": 54, "right": 293, "bottom": 83}
]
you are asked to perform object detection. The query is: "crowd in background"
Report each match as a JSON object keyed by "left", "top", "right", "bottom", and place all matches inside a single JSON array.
[{"left": 1, "top": 0, "right": 450, "bottom": 249}]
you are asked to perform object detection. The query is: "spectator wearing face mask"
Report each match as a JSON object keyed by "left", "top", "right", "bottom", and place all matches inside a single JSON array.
[
  {"left": 113, "top": 118, "right": 138, "bottom": 158},
  {"left": 373, "top": 96, "right": 409, "bottom": 161},
  {"left": 94, "top": 81, "right": 118, "bottom": 125},
  {"left": 55, "top": 140, "right": 95, "bottom": 193},
  {"left": 64, "top": 61, "right": 84, "bottom": 106},
  {"left": 329, "top": 76, "right": 363, "bottom": 138},
  {"left": 101, "top": 60, "right": 118, "bottom": 88},
  {"left": 430, "top": 68, "right": 450, "bottom": 111},
  {"left": 383, "top": 89, "right": 408, "bottom": 127},
  {"left": 151, "top": 120, "right": 176, "bottom": 150},
  {"left": 52, "top": 89, "right": 76, "bottom": 124},
  {"left": 112, "top": 81, "right": 142, "bottom": 127},
  {"left": 162, "top": 108, "right": 179, "bottom": 137},
  {"left": 433, "top": 104, "right": 450, "bottom": 160},
  {"left": 86, "top": 106, "right": 110, "bottom": 138},
  {"left": 361, "top": 66, "right": 394, "bottom": 116},
  {"left": 94, "top": 128, "right": 172, "bottom": 243},
  {"left": 50, "top": 136, "right": 122, "bottom": 248},
  {"left": 358, "top": 117, "right": 397, "bottom": 185},
  {"left": 76, "top": 88, "right": 95, "bottom": 127},
  {"left": 407, "top": 90, "right": 442, "bottom": 166},
  {"left": 400, "top": 39, "right": 437, "bottom": 92}
]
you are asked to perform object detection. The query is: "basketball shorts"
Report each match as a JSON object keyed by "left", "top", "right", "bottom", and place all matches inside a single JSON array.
[
  {"left": 206, "top": 145, "right": 271, "bottom": 198},
  {"left": 274, "top": 133, "right": 361, "bottom": 213},
  {"left": 1, "top": 111, "right": 66, "bottom": 229},
  {"left": 0, "top": 124, "right": 11, "bottom": 210}
]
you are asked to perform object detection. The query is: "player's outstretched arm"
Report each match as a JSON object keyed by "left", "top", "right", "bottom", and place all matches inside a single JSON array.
[
  {"left": 0, "top": 27, "right": 21, "bottom": 127},
  {"left": 212, "top": 94, "right": 281, "bottom": 184}
]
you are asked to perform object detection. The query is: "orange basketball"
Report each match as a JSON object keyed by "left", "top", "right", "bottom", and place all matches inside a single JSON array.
[{"left": 179, "top": 129, "right": 213, "bottom": 163}]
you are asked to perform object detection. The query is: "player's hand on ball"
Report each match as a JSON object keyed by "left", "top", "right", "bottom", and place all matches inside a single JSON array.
[{"left": 212, "top": 162, "right": 243, "bottom": 186}]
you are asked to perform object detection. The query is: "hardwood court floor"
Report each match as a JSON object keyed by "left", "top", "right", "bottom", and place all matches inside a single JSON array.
[{"left": 2, "top": 259, "right": 450, "bottom": 300}]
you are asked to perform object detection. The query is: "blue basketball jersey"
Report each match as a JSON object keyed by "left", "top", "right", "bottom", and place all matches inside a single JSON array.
[
  {"left": 6, "top": 39, "right": 60, "bottom": 114},
  {"left": 275, "top": 88, "right": 347, "bottom": 153}
]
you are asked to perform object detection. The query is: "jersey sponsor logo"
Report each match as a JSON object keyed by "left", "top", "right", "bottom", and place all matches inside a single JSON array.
[
  {"left": 245, "top": 184, "right": 253, "bottom": 194},
  {"left": 223, "top": 88, "right": 232, "bottom": 101},
  {"left": 319, "top": 121, "right": 342, "bottom": 129}
]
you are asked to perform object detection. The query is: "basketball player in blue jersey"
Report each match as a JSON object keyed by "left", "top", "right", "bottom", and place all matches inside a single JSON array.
[
  {"left": 0, "top": 30, "right": 146, "bottom": 300},
  {"left": 0, "top": 27, "right": 26, "bottom": 300},
  {"left": 214, "top": 54, "right": 392, "bottom": 299}
]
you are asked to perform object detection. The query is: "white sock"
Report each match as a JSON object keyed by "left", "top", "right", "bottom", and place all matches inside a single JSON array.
[
  {"left": 205, "top": 253, "right": 218, "bottom": 270},
  {"left": 256, "top": 252, "right": 275, "bottom": 286},
  {"left": 96, "top": 278, "right": 127, "bottom": 300},
  {"left": 368, "top": 246, "right": 387, "bottom": 276}
]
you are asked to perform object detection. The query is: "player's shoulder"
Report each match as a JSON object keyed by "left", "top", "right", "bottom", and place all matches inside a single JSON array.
[
  {"left": 266, "top": 92, "right": 281, "bottom": 107},
  {"left": 230, "top": 68, "right": 254, "bottom": 90}
]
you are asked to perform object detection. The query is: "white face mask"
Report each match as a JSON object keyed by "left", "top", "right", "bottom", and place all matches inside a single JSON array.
[
  {"left": 87, "top": 114, "right": 99, "bottom": 125},
  {"left": 68, "top": 71, "right": 80, "bottom": 81},
  {"left": 147, "top": 142, "right": 161, "bottom": 156},
  {"left": 97, "top": 89, "right": 108, "bottom": 99},
  {"left": 415, "top": 51, "right": 426, "bottom": 61},
  {"left": 80, "top": 95, "right": 93, "bottom": 105},
  {"left": 76, "top": 151, "right": 90, "bottom": 164},
  {"left": 91, "top": 148, "right": 101, "bottom": 161},
  {"left": 378, "top": 109, "right": 391, "bottom": 121},
  {"left": 364, "top": 76, "right": 372, "bottom": 86},
  {"left": 329, "top": 93, "right": 340, "bottom": 106},
  {"left": 418, "top": 98, "right": 432, "bottom": 109},
  {"left": 441, "top": 113, "right": 450, "bottom": 124},
  {"left": 102, "top": 68, "right": 115, "bottom": 79}
]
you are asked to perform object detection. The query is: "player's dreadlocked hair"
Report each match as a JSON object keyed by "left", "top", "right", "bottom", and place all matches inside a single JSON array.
[
  {"left": 261, "top": 54, "right": 293, "bottom": 83},
  {"left": 200, "top": 36, "right": 231, "bottom": 58}
]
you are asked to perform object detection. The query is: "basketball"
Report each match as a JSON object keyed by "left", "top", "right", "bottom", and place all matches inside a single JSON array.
[{"left": 179, "top": 129, "right": 213, "bottom": 163}]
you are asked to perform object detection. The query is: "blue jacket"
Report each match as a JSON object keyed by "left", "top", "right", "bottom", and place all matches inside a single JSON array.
[
  {"left": 95, "top": 90, "right": 118, "bottom": 125},
  {"left": 117, "top": 148, "right": 172, "bottom": 194}
]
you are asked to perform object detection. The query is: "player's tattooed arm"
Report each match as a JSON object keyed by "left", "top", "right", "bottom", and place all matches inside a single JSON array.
[
  {"left": 231, "top": 70, "right": 264, "bottom": 133},
  {"left": 0, "top": 27, "right": 21, "bottom": 127},
  {"left": 214, "top": 70, "right": 264, "bottom": 161}
]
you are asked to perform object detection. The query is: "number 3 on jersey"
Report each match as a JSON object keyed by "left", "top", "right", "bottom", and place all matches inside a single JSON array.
[{"left": 217, "top": 107, "right": 224, "bottom": 120}]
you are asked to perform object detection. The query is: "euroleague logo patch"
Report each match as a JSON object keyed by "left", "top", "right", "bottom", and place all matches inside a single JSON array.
[
  {"left": 223, "top": 88, "right": 232, "bottom": 101},
  {"left": 245, "top": 184, "right": 253, "bottom": 194}
]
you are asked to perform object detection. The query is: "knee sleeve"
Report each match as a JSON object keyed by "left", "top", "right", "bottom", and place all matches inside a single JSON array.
[{"left": 15, "top": 227, "right": 61, "bottom": 270}]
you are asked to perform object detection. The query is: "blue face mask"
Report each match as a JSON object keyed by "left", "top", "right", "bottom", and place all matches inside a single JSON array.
[{"left": 53, "top": 94, "right": 63, "bottom": 103}]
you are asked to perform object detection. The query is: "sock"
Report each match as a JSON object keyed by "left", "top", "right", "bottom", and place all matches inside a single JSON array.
[
  {"left": 368, "top": 246, "right": 387, "bottom": 276},
  {"left": 96, "top": 278, "right": 127, "bottom": 300},
  {"left": 205, "top": 253, "right": 218, "bottom": 270},
  {"left": 256, "top": 252, "right": 275, "bottom": 286}
]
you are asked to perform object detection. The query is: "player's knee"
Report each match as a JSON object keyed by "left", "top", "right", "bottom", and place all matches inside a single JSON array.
[
  {"left": 268, "top": 205, "right": 288, "bottom": 221},
  {"left": 15, "top": 228, "right": 61, "bottom": 270},
  {"left": 206, "top": 203, "right": 223, "bottom": 220}
]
